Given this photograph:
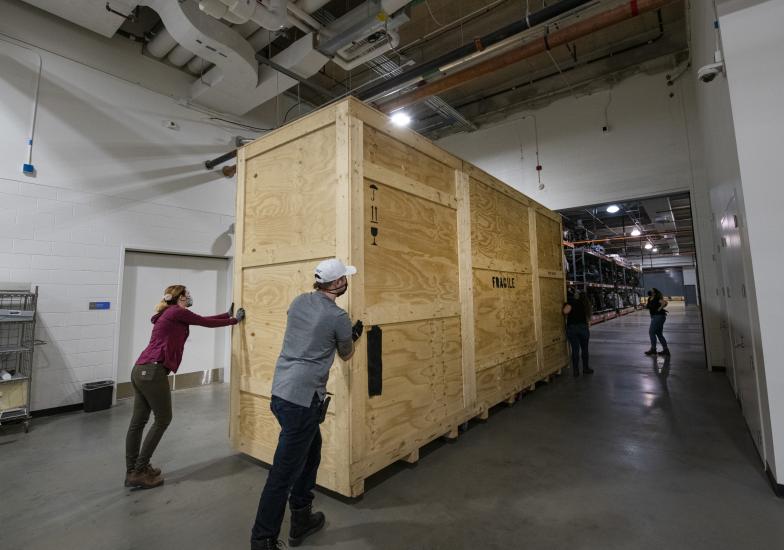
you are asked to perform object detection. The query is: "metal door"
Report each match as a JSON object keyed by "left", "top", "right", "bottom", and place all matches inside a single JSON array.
[{"left": 720, "top": 195, "right": 764, "bottom": 455}]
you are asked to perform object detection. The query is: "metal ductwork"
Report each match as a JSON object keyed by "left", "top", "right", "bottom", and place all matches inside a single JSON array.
[
  {"left": 199, "top": 0, "right": 289, "bottom": 30},
  {"left": 358, "top": 0, "right": 593, "bottom": 101},
  {"left": 378, "top": 0, "right": 677, "bottom": 113},
  {"left": 28, "top": 0, "right": 414, "bottom": 115},
  {"left": 141, "top": 0, "right": 258, "bottom": 89}
]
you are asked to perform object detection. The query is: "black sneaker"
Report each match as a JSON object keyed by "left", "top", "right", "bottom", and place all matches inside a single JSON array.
[
  {"left": 583, "top": 368, "right": 595, "bottom": 374},
  {"left": 644, "top": 349, "right": 657, "bottom": 356}
]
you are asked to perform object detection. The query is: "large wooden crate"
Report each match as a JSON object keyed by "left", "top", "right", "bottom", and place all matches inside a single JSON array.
[{"left": 230, "top": 98, "right": 567, "bottom": 497}]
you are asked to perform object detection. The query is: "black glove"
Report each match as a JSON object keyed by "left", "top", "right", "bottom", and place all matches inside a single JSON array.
[
  {"left": 235, "top": 308, "right": 245, "bottom": 322},
  {"left": 352, "top": 320, "right": 364, "bottom": 342},
  {"left": 228, "top": 302, "right": 234, "bottom": 317}
]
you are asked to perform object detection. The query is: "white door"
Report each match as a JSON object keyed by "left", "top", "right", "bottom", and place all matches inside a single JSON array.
[
  {"left": 117, "top": 252, "right": 231, "bottom": 383},
  {"left": 720, "top": 196, "right": 764, "bottom": 454}
]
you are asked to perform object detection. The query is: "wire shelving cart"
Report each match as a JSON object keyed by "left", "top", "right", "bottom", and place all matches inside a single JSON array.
[{"left": 0, "top": 287, "right": 39, "bottom": 433}]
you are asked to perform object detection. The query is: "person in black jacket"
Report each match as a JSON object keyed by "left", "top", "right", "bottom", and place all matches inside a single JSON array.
[
  {"left": 563, "top": 289, "right": 594, "bottom": 377},
  {"left": 645, "top": 288, "right": 670, "bottom": 356}
]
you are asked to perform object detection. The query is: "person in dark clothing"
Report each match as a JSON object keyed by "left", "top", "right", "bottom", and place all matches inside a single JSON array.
[
  {"left": 563, "top": 289, "right": 594, "bottom": 377},
  {"left": 645, "top": 288, "right": 670, "bottom": 356},
  {"left": 124, "top": 284, "right": 244, "bottom": 489},
  {"left": 251, "top": 259, "right": 364, "bottom": 550}
]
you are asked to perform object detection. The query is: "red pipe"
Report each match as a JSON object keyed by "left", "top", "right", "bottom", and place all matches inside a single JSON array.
[{"left": 377, "top": 0, "right": 676, "bottom": 114}]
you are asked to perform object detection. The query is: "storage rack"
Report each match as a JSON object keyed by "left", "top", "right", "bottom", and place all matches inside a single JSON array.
[
  {"left": 564, "top": 246, "right": 644, "bottom": 324},
  {"left": 0, "top": 287, "right": 38, "bottom": 433}
]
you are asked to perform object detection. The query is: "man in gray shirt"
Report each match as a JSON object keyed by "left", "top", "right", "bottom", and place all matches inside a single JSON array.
[{"left": 251, "top": 259, "right": 363, "bottom": 550}]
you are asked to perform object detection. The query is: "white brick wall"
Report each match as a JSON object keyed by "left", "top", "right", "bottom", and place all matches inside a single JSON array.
[
  {"left": 0, "top": 176, "right": 239, "bottom": 410},
  {"left": 0, "top": 23, "right": 275, "bottom": 410}
]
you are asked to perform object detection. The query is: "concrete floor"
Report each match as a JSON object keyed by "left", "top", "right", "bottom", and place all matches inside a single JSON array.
[{"left": 2, "top": 305, "right": 783, "bottom": 549}]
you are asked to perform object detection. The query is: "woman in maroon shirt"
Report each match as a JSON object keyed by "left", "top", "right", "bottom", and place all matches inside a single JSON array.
[{"left": 124, "top": 284, "right": 244, "bottom": 489}]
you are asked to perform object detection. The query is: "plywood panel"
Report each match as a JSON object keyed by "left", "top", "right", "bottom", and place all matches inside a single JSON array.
[
  {"left": 477, "top": 352, "right": 539, "bottom": 407},
  {"left": 243, "top": 125, "right": 337, "bottom": 263},
  {"left": 364, "top": 126, "right": 455, "bottom": 196},
  {"left": 239, "top": 261, "right": 321, "bottom": 397},
  {"left": 363, "top": 181, "right": 460, "bottom": 322},
  {"left": 536, "top": 212, "right": 563, "bottom": 272},
  {"left": 470, "top": 178, "right": 531, "bottom": 273},
  {"left": 473, "top": 269, "right": 536, "bottom": 370},
  {"left": 540, "top": 277, "right": 566, "bottom": 347},
  {"left": 366, "top": 318, "right": 462, "bottom": 455},
  {"left": 236, "top": 391, "right": 338, "bottom": 478},
  {"left": 543, "top": 342, "right": 568, "bottom": 372}
]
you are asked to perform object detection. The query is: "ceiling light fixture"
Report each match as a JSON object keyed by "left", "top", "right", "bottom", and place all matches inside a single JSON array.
[
  {"left": 390, "top": 112, "right": 411, "bottom": 127},
  {"left": 631, "top": 228, "right": 641, "bottom": 237},
  {"left": 606, "top": 204, "right": 620, "bottom": 214},
  {"left": 652, "top": 247, "right": 659, "bottom": 253},
  {"left": 644, "top": 242, "right": 653, "bottom": 250}
]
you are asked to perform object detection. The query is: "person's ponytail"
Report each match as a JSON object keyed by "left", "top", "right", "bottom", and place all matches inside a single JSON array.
[{"left": 154, "top": 284, "right": 186, "bottom": 313}]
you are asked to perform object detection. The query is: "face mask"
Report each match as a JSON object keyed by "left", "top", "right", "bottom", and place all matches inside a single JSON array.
[
  {"left": 328, "top": 281, "right": 347, "bottom": 297},
  {"left": 184, "top": 291, "right": 194, "bottom": 307}
]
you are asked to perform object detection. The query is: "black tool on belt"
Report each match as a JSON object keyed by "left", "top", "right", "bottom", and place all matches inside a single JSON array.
[{"left": 318, "top": 393, "right": 332, "bottom": 424}]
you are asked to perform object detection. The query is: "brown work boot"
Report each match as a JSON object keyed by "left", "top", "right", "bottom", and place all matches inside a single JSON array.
[
  {"left": 138, "top": 463, "right": 162, "bottom": 477},
  {"left": 125, "top": 468, "right": 164, "bottom": 489}
]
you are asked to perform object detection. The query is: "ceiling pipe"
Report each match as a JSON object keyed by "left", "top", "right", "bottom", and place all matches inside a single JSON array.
[
  {"left": 358, "top": 0, "right": 594, "bottom": 101},
  {"left": 199, "top": 0, "right": 289, "bottom": 30},
  {"left": 377, "top": 0, "right": 676, "bottom": 113}
]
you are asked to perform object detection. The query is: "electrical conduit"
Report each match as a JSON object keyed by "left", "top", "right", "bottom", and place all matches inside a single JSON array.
[{"left": 377, "top": 0, "right": 676, "bottom": 113}]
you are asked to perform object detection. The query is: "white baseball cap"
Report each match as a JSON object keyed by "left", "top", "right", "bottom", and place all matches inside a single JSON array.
[{"left": 315, "top": 258, "right": 357, "bottom": 283}]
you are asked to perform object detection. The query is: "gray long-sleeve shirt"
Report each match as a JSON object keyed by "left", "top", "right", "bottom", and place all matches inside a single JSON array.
[{"left": 271, "top": 292, "right": 353, "bottom": 407}]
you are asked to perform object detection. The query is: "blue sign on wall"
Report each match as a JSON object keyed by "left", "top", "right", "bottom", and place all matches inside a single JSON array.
[{"left": 89, "top": 302, "right": 111, "bottom": 310}]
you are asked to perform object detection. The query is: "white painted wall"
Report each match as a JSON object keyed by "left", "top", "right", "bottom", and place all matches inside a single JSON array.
[
  {"left": 438, "top": 72, "right": 693, "bottom": 209},
  {"left": 0, "top": 6, "right": 268, "bottom": 409},
  {"left": 683, "top": 267, "right": 697, "bottom": 286},
  {"left": 718, "top": 0, "right": 784, "bottom": 483},
  {"left": 437, "top": 69, "right": 725, "bottom": 370}
]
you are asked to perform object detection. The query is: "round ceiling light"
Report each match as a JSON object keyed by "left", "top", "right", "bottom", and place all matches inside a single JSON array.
[
  {"left": 390, "top": 112, "right": 411, "bottom": 127},
  {"left": 644, "top": 242, "right": 653, "bottom": 250},
  {"left": 606, "top": 204, "right": 620, "bottom": 214},
  {"left": 652, "top": 247, "right": 659, "bottom": 253},
  {"left": 631, "top": 228, "right": 641, "bottom": 236}
]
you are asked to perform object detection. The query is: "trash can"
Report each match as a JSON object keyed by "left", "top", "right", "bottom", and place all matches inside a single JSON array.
[{"left": 83, "top": 380, "right": 114, "bottom": 412}]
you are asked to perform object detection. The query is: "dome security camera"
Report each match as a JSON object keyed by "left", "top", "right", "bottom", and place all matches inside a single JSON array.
[{"left": 698, "top": 62, "right": 724, "bottom": 83}]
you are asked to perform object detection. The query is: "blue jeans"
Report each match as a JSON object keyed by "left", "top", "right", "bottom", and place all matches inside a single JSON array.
[
  {"left": 566, "top": 323, "right": 590, "bottom": 373},
  {"left": 251, "top": 394, "right": 322, "bottom": 542},
  {"left": 649, "top": 314, "right": 668, "bottom": 350}
]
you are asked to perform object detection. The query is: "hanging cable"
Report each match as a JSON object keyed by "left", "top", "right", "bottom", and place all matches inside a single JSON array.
[{"left": 424, "top": 0, "right": 446, "bottom": 27}]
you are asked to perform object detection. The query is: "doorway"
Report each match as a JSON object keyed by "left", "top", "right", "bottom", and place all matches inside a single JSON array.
[{"left": 116, "top": 251, "right": 231, "bottom": 398}]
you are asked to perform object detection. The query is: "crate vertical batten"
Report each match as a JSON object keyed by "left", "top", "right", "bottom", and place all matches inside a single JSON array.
[{"left": 231, "top": 98, "right": 567, "bottom": 497}]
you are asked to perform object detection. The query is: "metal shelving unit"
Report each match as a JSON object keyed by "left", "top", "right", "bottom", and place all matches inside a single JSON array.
[
  {"left": 564, "top": 247, "right": 644, "bottom": 322},
  {"left": 0, "top": 287, "right": 39, "bottom": 433}
]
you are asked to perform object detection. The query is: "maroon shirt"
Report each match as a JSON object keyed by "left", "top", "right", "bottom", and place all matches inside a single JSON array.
[{"left": 135, "top": 306, "right": 237, "bottom": 373}]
